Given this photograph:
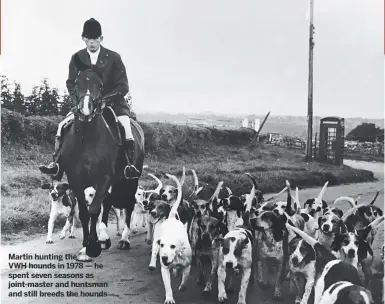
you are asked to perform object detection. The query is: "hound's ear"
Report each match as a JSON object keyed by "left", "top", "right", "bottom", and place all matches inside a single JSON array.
[
  {"left": 214, "top": 237, "right": 224, "bottom": 246},
  {"left": 345, "top": 222, "right": 355, "bottom": 233},
  {"left": 338, "top": 220, "right": 347, "bottom": 235},
  {"left": 318, "top": 217, "right": 322, "bottom": 228},
  {"left": 61, "top": 183, "right": 70, "bottom": 191},
  {"left": 300, "top": 213, "right": 310, "bottom": 222},
  {"left": 304, "top": 199, "right": 313, "bottom": 207},
  {"left": 322, "top": 200, "right": 328, "bottom": 210},
  {"left": 157, "top": 239, "right": 161, "bottom": 245},
  {"left": 358, "top": 240, "right": 373, "bottom": 261},
  {"left": 217, "top": 222, "right": 228, "bottom": 236},
  {"left": 335, "top": 208, "right": 343, "bottom": 218},
  {"left": 331, "top": 234, "right": 344, "bottom": 252},
  {"left": 242, "top": 236, "right": 249, "bottom": 247},
  {"left": 41, "top": 183, "right": 52, "bottom": 190}
]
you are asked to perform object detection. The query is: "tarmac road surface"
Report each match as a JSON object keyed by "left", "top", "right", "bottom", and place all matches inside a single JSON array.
[{"left": 1, "top": 160, "right": 384, "bottom": 304}]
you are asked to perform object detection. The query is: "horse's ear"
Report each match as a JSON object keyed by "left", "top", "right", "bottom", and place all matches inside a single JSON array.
[
  {"left": 41, "top": 183, "right": 51, "bottom": 190},
  {"left": 73, "top": 53, "right": 90, "bottom": 71}
]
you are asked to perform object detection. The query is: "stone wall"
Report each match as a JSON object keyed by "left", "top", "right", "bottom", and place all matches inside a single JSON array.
[{"left": 260, "top": 133, "right": 384, "bottom": 156}]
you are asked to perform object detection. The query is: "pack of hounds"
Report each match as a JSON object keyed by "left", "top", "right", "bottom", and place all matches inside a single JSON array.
[{"left": 41, "top": 167, "right": 384, "bottom": 304}]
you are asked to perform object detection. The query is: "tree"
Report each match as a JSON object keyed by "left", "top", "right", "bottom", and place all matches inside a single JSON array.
[
  {"left": 38, "top": 78, "right": 59, "bottom": 116},
  {"left": 346, "top": 123, "right": 384, "bottom": 143},
  {"left": 59, "top": 90, "right": 73, "bottom": 116},
  {"left": 25, "top": 85, "right": 41, "bottom": 116},
  {"left": 12, "top": 81, "right": 25, "bottom": 114},
  {"left": 1, "top": 75, "right": 13, "bottom": 110}
]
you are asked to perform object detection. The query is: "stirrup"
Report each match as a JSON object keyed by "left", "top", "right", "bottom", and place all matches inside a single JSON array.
[{"left": 124, "top": 165, "right": 140, "bottom": 179}]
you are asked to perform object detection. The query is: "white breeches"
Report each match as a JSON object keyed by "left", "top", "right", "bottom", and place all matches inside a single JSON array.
[{"left": 117, "top": 115, "right": 134, "bottom": 139}]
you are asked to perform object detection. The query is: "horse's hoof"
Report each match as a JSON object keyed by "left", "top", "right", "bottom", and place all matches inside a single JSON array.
[
  {"left": 178, "top": 284, "right": 187, "bottom": 292},
  {"left": 272, "top": 291, "right": 283, "bottom": 301},
  {"left": 100, "top": 238, "right": 111, "bottom": 250},
  {"left": 117, "top": 240, "right": 130, "bottom": 250},
  {"left": 202, "top": 289, "right": 211, "bottom": 296},
  {"left": 68, "top": 235, "right": 75, "bottom": 239},
  {"left": 86, "top": 240, "right": 102, "bottom": 258},
  {"left": 76, "top": 250, "right": 92, "bottom": 262},
  {"left": 196, "top": 277, "right": 205, "bottom": 286},
  {"left": 148, "top": 266, "right": 156, "bottom": 271},
  {"left": 257, "top": 281, "right": 269, "bottom": 290}
]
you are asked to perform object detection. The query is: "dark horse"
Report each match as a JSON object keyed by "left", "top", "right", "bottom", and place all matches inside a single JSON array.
[{"left": 58, "top": 55, "right": 144, "bottom": 261}]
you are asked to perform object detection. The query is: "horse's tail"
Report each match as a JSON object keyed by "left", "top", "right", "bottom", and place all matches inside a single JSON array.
[{"left": 165, "top": 173, "right": 183, "bottom": 219}]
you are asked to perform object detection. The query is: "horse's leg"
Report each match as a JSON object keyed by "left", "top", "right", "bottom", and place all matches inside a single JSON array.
[
  {"left": 118, "top": 188, "right": 136, "bottom": 250},
  {"left": 75, "top": 193, "right": 92, "bottom": 262},
  {"left": 99, "top": 196, "right": 112, "bottom": 250},
  {"left": 86, "top": 178, "right": 111, "bottom": 258}
]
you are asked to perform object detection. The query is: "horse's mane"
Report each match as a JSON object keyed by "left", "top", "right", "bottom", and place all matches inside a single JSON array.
[{"left": 74, "top": 53, "right": 103, "bottom": 80}]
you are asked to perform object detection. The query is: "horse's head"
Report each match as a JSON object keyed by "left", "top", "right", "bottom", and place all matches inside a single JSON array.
[{"left": 73, "top": 54, "right": 106, "bottom": 122}]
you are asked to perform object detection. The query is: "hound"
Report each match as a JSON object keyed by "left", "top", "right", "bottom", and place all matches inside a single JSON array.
[
  {"left": 195, "top": 214, "right": 228, "bottom": 294},
  {"left": 156, "top": 174, "right": 192, "bottom": 304},
  {"left": 317, "top": 210, "right": 348, "bottom": 251},
  {"left": 338, "top": 191, "right": 383, "bottom": 246},
  {"left": 253, "top": 210, "right": 289, "bottom": 300},
  {"left": 189, "top": 181, "right": 224, "bottom": 262},
  {"left": 285, "top": 224, "right": 364, "bottom": 304},
  {"left": 291, "top": 186, "right": 319, "bottom": 238},
  {"left": 318, "top": 281, "right": 373, "bottom": 304},
  {"left": 215, "top": 185, "right": 255, "bottom": 304},
  {"left": 147, "top": 190, "right": 191, "bottom": 272},
  {"left": 158, "top": 167, "right": 186, "bottom": 203},
  {"left": 288, "top": 237, "right": 316, "bottom": 304},
  {"left": 302, "top": 181, "right": 329, "bottom": 220},
  {"left": 143, "top": 173, "right": 163, "bottom": 244},
  {"left": 41, "top": 182, "right": 78, "bottom": 243}
]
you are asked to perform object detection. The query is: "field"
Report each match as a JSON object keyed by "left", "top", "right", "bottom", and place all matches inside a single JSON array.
[{"left": 0, "top": 109, "right": 377, "bottom": 244}]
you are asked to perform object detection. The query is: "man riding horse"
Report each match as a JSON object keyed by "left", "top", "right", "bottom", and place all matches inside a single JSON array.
[{"left": 39, "top": 18, "right": 139, "bottom": 180}]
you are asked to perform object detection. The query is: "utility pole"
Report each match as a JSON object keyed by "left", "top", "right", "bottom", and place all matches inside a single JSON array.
[{"left": 306, "top": 0, "right": 315, "bottom": 161}]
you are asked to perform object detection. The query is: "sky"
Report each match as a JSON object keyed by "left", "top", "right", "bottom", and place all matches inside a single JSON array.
[{"left": 1, "top": 0, "right": 383, "bottom": 118}]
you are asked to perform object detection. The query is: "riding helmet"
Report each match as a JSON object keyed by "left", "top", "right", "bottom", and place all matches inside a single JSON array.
[{"left": 82, "top": 18, "right": 102, "bottom": 39}]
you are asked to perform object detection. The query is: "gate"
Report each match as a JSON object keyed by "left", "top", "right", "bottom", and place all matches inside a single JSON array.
[{"left": 318, "top": 117, "right": 345, "bottom": 165}]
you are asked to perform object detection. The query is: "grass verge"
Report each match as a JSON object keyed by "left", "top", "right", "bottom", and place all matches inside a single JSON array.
[{"left": 1, "top": 140, "right": 375, "bottom": 245}]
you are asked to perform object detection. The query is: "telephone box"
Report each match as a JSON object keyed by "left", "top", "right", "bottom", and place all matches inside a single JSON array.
[{"left": 318, "top": 117, "right": 345, "bottom": 165}]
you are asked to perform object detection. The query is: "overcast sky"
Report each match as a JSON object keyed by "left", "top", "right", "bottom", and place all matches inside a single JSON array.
[{"left": 1, "top": 0, "right": 383, "bottom": 118}]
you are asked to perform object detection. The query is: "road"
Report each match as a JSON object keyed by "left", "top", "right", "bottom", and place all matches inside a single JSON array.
[{"left": 1, "top": 160, "right": 384, "bottom": 304}]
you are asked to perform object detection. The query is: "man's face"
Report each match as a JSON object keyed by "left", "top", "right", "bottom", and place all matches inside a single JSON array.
[{"left": 82, "top": 36, "right": 103, "bottom": 52}]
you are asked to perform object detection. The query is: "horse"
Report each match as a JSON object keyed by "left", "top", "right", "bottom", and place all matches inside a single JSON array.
[{"left": 57, "top": 54, "right": 145, "bottom": 261}]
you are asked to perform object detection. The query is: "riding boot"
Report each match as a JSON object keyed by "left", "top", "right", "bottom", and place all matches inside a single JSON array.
[
  {"left": 38, "top": 136, "right": 63, "bottom": 180},
  {"left": 123, "top": 138, "right": 140, "bottom": 179}
]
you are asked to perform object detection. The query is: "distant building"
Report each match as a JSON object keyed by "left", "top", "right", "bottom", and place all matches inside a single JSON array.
[{"left": 241, "top": 117, "right": 260, "bottom": 131}]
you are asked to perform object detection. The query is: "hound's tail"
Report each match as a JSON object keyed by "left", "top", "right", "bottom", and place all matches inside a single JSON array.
[
  {"left": 148, "top": 173, "right": 163, "bottom": 195},
  {"left": 165, "top": 173, "right": 183, "bottom": 219},
  {"left": 208, "top": 181, "right": 224, "bottom": 205}
]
